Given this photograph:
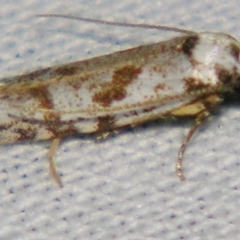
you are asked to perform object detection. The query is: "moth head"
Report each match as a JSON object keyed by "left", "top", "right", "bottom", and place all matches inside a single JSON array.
[
  {"left": 216, "top": 36, "right": 240, "bottom": 87},
  {"left": 195, "top": 33, "right": 240, "bottom": 87}
]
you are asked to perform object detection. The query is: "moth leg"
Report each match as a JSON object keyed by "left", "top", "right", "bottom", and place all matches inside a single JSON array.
[
  {"left": 176, "top": 110, "right": 209, "bottom": 181},
  {"left": 95, "top": 131, "right": 112, "bottom": 141},
  {"left": 48, "top": 138, "right": 63, "bottom": 188},
  {"left": 95, "top": 129, "right": 120, "bottom": 141}
]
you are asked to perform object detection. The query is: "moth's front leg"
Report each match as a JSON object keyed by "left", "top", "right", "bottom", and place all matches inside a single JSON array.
[
  {"left": 170, "top": 94, "right": 222, "bottom": 180},
  {"left": 176, "top": 110, "right": 209, "bottom": 180}
]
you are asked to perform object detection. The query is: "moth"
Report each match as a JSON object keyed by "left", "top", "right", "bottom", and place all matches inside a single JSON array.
[{"left": 1, "top": 14, "right": 240, "bottom": 187}]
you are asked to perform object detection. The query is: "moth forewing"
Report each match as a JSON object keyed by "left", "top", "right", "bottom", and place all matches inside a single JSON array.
[{"left": 2, "top": 15, "right": 240, "bottom": 187}]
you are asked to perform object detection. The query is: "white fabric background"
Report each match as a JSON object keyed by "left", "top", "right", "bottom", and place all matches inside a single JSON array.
[{"left": 0, "top": 0, "right": 240, "bottom": 239}]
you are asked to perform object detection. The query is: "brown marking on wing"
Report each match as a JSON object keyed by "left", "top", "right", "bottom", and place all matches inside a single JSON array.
[
  {"left": 182, "top": 36, "right": 199, "bottom": 57},
  {"left": 217, "top": 68, "right": 233, "bottom": 84},
  {"left": 12, "top": 118, "right": 79, "bottom": 142},
  {"left": 28, "top": 115, "right": 80, "bottom": 139},
  {"left": 28, "top": 85, "right": 53, "bottom": 109},
  {"left": 0, "top": 123, "right": 14, "bottom": 131},
  {"left": 215, "top": 65, "right": 239, "bottom": 86},
  {"left": 183, "top": 77, "right": 212, "bottom": 92},
  {"left": 48, "top": 123, "right": 79, "bottom": 138},
  {"left": 17, "top": 68, "right": 51, "bottom": 83},
  {"left": 154, "top": 83, "right": 166, "bottom": 93},
  {"left": 52, "top": 65, "right": 80, "bottom": 77},
  {"left": 230, "top": 42, "right": 240, "bottom": 62},
  {"left": 68, "top": 73, "right": 96, "bottom": 90},
  {"left": 27, "top": 86, "right": 64, "bottom": 123},
  {"left": 14, "top": 127, "right": 37, "bottom": 141},
  {"left": 92, "top": 65, "right": 142, "bottom": 107},
  {"left": 97, "top": 116, "right": 115, "bottom": 132}
]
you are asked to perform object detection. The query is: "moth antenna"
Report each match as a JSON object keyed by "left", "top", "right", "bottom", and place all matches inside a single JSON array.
[{"left": 36, "top": 13, "right": 195, "bottom": 35}]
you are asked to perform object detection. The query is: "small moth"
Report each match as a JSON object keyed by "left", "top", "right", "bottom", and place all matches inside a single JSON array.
[{"left": 1, "top": 14, "right": 240, "bottom": 187}]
